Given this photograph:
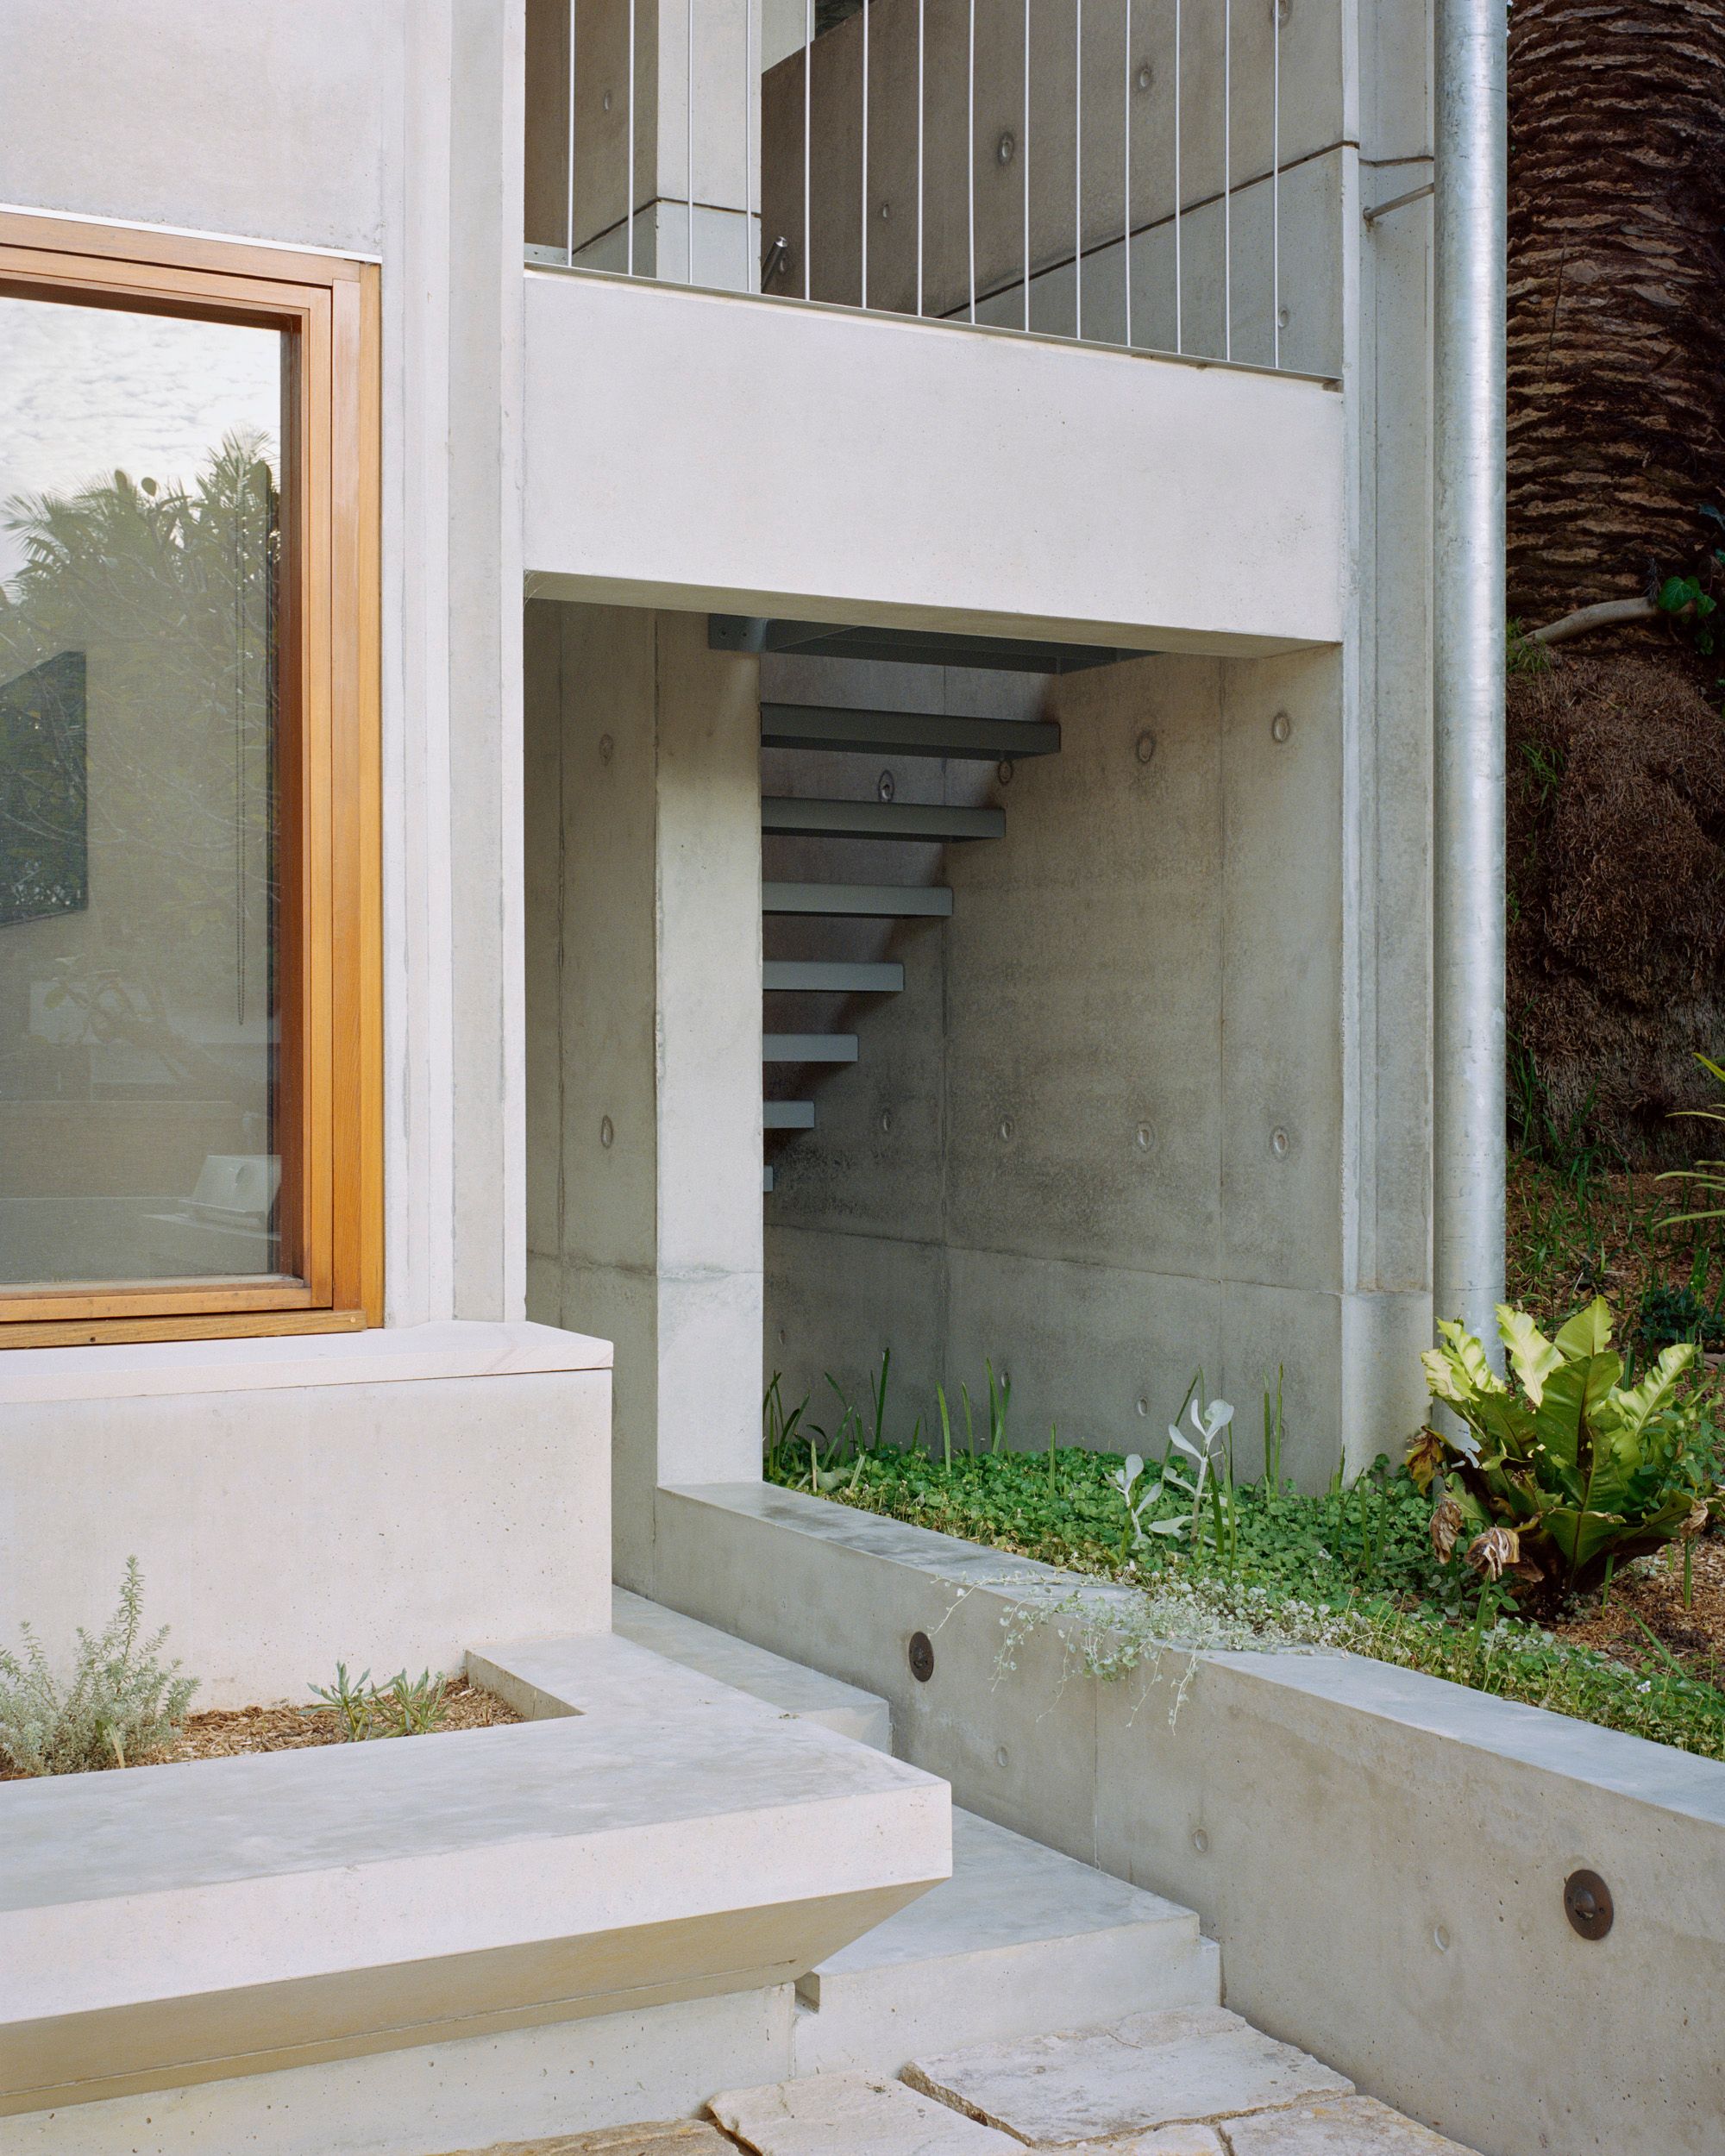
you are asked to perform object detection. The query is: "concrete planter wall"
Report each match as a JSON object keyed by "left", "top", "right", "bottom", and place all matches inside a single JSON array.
[{"left": 656, "top": 1481, "right": 1725, "bottom": 2156}]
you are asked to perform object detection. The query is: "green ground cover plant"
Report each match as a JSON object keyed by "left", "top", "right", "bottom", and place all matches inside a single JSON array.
[
  {"left": 764, "top": 1344, "right": 1725, "bottom": 1762},
  {"left": 307, "top": 1664, "right": 450, "bottom": 1741}
]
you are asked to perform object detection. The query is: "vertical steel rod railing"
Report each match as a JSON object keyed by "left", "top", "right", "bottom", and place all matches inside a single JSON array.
[
  {"left": 1272, "top": 0, "right": 1281, "bottom": 365},
  {"left": 550, "top": 0, "right": 1307, "bottom": 373},
  {"left": 1122, "top": 0, "right": 1132, "bottom": 347},
  {"left": 1073, "top": 0, "right": 1083, "bottom": 338},
  {"left": 862, "top": 0, "right": 870, "bottom": 308},
  {"left": 744, "top": 0, "right": 756, "bottom": 291},
  {"left": 1222, "top": 0, "right": 1231, "bottom": 359},
  {"left": 967, "top": 0, "right": 977, "bottom": 322},
  {"left": 565, "top": 0, "right": 577, "bottom": 267},
  {"left": 625, "top": 0, "right": 637, "bottom": 275},
  {"left": 1173, "top": 0, "right": 1182, "bottom": 353},
  {"left": 917, "top": 0, "right": 926, "bottom": 316},
  {"left": 1022, "top": 0, "right": 1032, "bottom": 329}
]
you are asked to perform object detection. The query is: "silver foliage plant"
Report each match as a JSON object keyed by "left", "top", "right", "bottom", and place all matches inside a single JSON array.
[{"left": 0, "top": 1558, "right": 198, "bottom": 1775}]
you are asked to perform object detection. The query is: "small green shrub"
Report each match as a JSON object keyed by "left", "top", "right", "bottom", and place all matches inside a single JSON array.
[
  {"left": 0, "top": 1558, "right": 197, "bottom": 1775},
  {"left": 1637, "top": 1280, "right": 1725, "bottom": 1357},
  {"left": 1417, "top": 1296, "right": 1708, "bottom": 1600},
  {"left": 309, "top": 1664, "right": 448, "bottom": 1740}
]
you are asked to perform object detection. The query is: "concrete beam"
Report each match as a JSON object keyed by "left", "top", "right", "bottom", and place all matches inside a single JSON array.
[{"left": 524, "top": 272, "right": 1345, "bottom": 652}]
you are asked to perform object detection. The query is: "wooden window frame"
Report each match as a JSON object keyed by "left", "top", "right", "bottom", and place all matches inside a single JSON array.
[{"left": 0, "top": 215, "right": 381, "bottom": 1347}]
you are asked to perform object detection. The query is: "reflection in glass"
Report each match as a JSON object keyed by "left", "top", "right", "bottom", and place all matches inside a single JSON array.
[{"left": 0, "top": 297, "right": 285, "bottom": 1288}]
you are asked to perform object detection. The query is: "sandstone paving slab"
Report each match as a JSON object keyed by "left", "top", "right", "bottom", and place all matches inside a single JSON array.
[
  {"left": 904, "top": 2007, "right": 1352, "bottom": 2146},
  {"left": 1224, "top": 2095, "right": 1480, "bottom": 2154},
  {"left": 1051, "top": 2128, "right": 1226, "bottom": 2155},
  {"left": 710, "top": 2070, "right": 1023, "bottom": 2153},
  {"left": 435, "top": 2125, "right": 735, "bottom": 2156}
]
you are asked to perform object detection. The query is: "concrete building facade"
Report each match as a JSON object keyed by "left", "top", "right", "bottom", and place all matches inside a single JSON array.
[{"left": 0, "top": 6, "right": 1563, "bottom": 2154}]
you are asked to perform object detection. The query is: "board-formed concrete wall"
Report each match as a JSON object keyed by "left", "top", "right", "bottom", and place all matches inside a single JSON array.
[{"left": 760, "top": 645, "right": 1429, "bottom": 1484}]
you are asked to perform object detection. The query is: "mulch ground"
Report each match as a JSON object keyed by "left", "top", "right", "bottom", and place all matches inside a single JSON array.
[
  {"left": 1, "top": 1677, "right": 520, "bottom": 1779},
  {"left": 1555, "top": 1535, "right": 1725, "bottom": 1679}
]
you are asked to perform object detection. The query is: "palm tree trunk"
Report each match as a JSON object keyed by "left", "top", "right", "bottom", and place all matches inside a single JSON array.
[{"left": 1507, "top": 0, "right": 1725, "bottom": 627}]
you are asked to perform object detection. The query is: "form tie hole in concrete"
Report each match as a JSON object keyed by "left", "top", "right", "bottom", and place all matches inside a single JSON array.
[
  {"left": 878, "top": 769, "right": 895, "bottom": 802},
  {"left": 1565, "top": 1870, "right": 1614, "bottom": 1940},
  {"left": 1278, "top": 304, "right": 1292, "bottom": 330},
  {"left": 1136, "top": 61, "right": 1154, "bottom": 91},
  {"left": 999, "top": 1116, "right": 1015, "bottom": 1143},
  {"left": 997, "top": 132, "right": 1016, "bottom": 166},
  {"left": 997, "top": 758, "right": 1014, "bottom": 785},
  {"left": 1135, "top": 1121, "right": 1154, "bottom": 1151},
  {"left": 908, "top": 1632, "right": 935, "bottom": 1683},
  {"left": 777, "top": 1327, "right": 787, "bottom": 1347},
  {"left": 1270, "top": 1126, "right": 1290, "bottom": 1158},
  {"left": 599, "top": 731, "right": 614, "bottom": 763},
  {"left": 880, "top": 1107, "right": 894, "bottom": 1136},
  {"left": 995, "top": 1745, "right": 1010, "bottom": 1768},
  {"left": 602, "top": 89, "right": 612, "bottom": 111},
  {"left": 1136, "top": 1396, "right": 1150, "bottom": 1418},
  {"left": 1270, "top": 710, "right": 1292, "bottom": 744},
  {"left": 1135, "top": 728, "right": 1157, "bottom": 765},
  {"left": 1433, "top": 1924, "right": 1452, "bottom": 1952},
  {"left": 1191, "top": 1827, "right": 1210, "bottom": 1854},
  {"left": 599, "top": 1115, "right": 614, "bottom": 1149},
  {"left": 880, "top": 200, "right": 892, "bottom": 221}
]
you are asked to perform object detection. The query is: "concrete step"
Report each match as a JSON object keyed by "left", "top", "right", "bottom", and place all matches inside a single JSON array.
[
  {"left": 792, "top": 1808, "right": 1220, "bottom": 2076},
  {"left": 611, "top": 1589, "right": 893, "bottom": 1750},
  {"left": 7, "top": 1630, "right": 947, "bottom": 2121}
]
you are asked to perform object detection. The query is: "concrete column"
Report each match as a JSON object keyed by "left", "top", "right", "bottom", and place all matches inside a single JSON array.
[
  {"left": 526, "top": 604, "right": 763, "bottom": 1589},
  {"left": 392, "top": 0, "right": 527, "bottom": 1326},
  {"left": 526, "top": 0, "right": 759, "bottom": 290}
]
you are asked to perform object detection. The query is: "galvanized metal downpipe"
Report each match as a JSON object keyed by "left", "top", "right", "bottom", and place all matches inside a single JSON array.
[{"left": 1433, "top": 0, "right": 1508, "bottom": 1356}]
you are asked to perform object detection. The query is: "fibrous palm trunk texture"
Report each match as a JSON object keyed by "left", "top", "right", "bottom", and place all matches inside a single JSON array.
[{"left": 1507, "top": 0, "right": 1725, "bottom": 625}]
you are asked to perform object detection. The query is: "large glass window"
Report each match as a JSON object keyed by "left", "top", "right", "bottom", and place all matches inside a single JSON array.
[
  {"left": 0, "top": 219, "right": 380, "bottom": 1342},
  {"left": 0, "top": 301, "right": 286, "bottom": 1289}
]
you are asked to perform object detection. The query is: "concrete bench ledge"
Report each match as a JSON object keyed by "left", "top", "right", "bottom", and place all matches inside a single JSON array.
[{"left": 0, "top": 1634, "right": 949, "bottom": 2119}]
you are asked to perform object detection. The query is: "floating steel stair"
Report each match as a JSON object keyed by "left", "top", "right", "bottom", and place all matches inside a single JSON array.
[
  {"left": 764, "top": 881, "right": 953, "bottom": 918},
  {"left": 714, "top": 613, "right": 1126, "bottom": 674},
  {"left": 764, "top": 1033, "right": 858, "bottom": 1064},
  {"left": 762, "top": 798, "right": 1007, "bottom": 843},
  {"left": 742, "top": 615, "right": 1117, "bottom": 1194},
  {"left": 762, "top": 703, "right": 1062, "bottom": 761},
  {"left": 765, "top": 1101, "right": 817, "bottom": 1131},
  {"left": 765, "top": 962, "right": 906, "bottom": 993}
]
